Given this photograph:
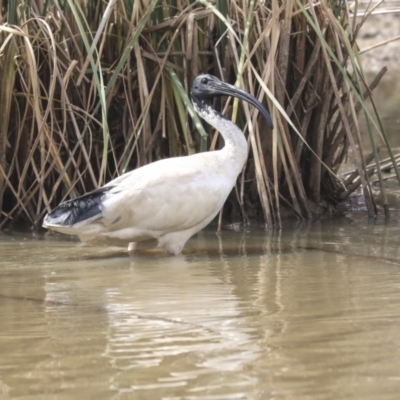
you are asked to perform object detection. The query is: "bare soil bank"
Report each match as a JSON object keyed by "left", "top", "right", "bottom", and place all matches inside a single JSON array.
[{"left": 357, "top": 12, "right": 400, "bottom": 73}]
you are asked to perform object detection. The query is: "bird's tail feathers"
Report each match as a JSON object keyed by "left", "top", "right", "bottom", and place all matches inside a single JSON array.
[{"left": 43, "top": 186, "right": 114, "bottom": 228}]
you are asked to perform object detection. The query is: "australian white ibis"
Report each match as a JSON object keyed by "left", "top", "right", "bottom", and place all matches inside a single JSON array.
[{"left": 43, "top": 74, "right": 273, "bottom": 254}]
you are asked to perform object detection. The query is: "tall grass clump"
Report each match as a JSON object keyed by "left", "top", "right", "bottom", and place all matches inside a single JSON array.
[{"left": 0, "top": 0, "right": 394, "bottom": 230}]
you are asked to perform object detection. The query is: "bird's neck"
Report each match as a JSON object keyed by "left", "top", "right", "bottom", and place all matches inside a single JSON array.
[{"left": 196, "top": 105, "right": 248, "bottom": 175}]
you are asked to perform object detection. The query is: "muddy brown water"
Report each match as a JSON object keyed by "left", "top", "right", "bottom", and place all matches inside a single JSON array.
[{"left": 1, "top": 213, "right": 400, "bottom": 399}]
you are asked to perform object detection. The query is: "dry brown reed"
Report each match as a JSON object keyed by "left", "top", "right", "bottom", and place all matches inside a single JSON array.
[{"left": 0, "top": 0, "right": 393, "bottom": 230}]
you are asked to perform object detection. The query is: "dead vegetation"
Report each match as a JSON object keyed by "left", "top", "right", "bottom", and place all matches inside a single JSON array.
[{"left": 0, "top": 0, "right": 396, "bottom": 230}]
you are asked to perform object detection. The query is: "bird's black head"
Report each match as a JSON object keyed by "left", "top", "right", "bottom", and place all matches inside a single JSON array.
[{"left": 191, "top": 74, "right": 273, "bottom": 129}]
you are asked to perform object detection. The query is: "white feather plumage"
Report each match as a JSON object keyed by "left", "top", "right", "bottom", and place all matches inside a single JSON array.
[{"left": 43, "top": 75, "right": 272, "bottom": 254}]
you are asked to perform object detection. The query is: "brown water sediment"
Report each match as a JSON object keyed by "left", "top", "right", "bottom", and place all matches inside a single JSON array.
[{"left": 1, "top": 215, "right": 400, "bottom": 399}]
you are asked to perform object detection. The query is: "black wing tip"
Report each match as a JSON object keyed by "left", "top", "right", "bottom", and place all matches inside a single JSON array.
[{"left": 43, "top": 186, "right": 113, "bottom": 227}]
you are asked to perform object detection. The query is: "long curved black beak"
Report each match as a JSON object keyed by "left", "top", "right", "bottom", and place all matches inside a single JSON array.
[{"left": 212, "top": 82, "right": 273, "bottom": 129}]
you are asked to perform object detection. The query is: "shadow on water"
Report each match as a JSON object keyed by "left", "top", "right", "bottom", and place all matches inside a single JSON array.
[{"left": 2, "top": 213, "right": 400, "bottom": 399}]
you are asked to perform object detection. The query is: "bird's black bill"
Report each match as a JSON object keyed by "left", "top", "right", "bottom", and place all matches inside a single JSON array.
[
  {"left": 191, "top": 74, "right": 274, "bottom": 129},
  {"left": 212, "top": 82, "right": 273, "bottom": 129}
]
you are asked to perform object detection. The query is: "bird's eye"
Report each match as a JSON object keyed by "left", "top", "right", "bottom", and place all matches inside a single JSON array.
[{"left": 201, "top": 77, "right": 208, "bottom": 85}]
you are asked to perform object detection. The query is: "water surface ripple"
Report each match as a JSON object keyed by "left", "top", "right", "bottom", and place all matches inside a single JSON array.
[{"left": 1, "top": 215, "right": 400, "bottom": 399}]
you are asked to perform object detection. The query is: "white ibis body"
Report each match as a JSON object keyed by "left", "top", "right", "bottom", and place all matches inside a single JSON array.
[{"left": 43, "top": 75, "right": 273, "bottom": 254}]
